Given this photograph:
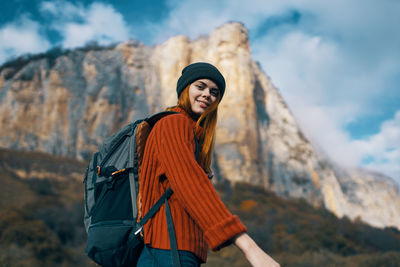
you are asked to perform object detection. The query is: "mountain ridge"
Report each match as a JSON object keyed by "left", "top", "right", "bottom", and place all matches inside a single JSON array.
[{"left": 0, "top": 22, "right": 399, "bottom": 230}]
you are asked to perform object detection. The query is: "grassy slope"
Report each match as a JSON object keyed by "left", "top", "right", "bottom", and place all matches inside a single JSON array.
[
  {"left": 0, "top": 148, "right": 91, "bottom": 266},
  {"left": 0, "top": 170, "right": 37, "bottom": 210},
  {"left": 1, "top": 148, "right": 399, "bottom": 266},
  {"left": 206, "top": 183, "right": 400, "bottom": 266}
]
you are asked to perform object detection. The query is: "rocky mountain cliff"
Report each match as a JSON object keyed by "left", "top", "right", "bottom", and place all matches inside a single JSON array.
[{"left": 0, "top": 22, "right": 399, "bottom": 229}]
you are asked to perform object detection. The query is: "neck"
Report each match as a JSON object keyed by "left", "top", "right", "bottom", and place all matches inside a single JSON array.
[{"left": 171, "top": 106, "right": 201, "bottom": 122}]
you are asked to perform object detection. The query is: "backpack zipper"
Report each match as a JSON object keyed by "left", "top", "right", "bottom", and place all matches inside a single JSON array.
[{"left": 88, "top": 220, "right": 136, "bottom": 229}]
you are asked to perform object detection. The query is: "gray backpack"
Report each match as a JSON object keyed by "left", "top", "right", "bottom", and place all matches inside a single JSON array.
[{"left": 83, "top": 111, "right": 198, "bottom": 267}]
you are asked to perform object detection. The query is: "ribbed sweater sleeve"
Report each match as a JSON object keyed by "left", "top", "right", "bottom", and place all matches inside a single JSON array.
[{"left": 154, "top": 114, "right": 247, "bottom": 250}]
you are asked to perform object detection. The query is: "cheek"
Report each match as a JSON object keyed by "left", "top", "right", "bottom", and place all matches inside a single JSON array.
[
  {"left": 188, "top": 87, "right": 198, "bottom": 101},
  {"left": 189, "top": 93, "right": 196, "bottom": 106}
]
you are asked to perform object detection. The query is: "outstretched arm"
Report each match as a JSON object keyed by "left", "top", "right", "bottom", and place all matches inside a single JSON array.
[
  {"left": 156, "top": 115, "right": 247, "bottom": 249},
  {"left": 233, "top": 233, "right": 280, "bottom": 267}
]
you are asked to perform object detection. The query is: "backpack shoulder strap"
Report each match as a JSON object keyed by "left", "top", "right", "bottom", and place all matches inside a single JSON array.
[
  {"left": 128, "top": 127, "right": 139, "bottom": 220},
  {"left": 146, "top": 111, "right": 179, "bottom": 126},
  {"left": 193, "top": 129, "right": 199, "bottom": 162},
  {"left": 165, "top": 196, "right": 181, "bottom": 267}
]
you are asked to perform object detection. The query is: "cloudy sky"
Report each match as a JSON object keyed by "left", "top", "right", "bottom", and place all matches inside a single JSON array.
[{"left": 1, "top": 0, "right": 399, "bottom": 184}]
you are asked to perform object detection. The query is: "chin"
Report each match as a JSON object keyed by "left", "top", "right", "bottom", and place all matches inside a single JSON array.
[{"left": 192, "top": 109, "right": 205, "bottom": 117}]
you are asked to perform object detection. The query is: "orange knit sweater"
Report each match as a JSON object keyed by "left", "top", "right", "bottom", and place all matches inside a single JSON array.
[{"left": 138, "top": 107, "right": 247, "bottom": 262}]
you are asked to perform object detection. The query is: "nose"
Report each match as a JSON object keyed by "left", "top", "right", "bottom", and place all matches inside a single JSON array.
[{"left": 201, "top": 88, "right": 211, "bottom": 99}]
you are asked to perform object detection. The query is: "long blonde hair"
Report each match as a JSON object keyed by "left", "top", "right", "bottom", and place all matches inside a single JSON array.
[{"left": 167, "top": 85, "right": 220, "bottom": 173}]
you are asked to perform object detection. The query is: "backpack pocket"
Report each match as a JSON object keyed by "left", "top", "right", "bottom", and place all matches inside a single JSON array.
[
  {"left": 86, "top": 220, "right": 143, "bottom": 267},
  {"left": 90, "top": 172, "right": 132, "bottom": 223}
]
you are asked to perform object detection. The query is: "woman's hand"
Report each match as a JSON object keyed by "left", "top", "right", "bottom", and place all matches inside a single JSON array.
[{"left": 233, "top": 233, "right": 280, "bottom": 267}]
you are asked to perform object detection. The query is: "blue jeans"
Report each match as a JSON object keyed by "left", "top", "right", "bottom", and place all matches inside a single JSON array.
[{"left": 137, "top": 245, "right": 202, "bottom": 267}]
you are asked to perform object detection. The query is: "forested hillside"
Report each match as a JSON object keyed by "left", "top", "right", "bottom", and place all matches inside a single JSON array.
[{"left": 0, "top": 148, "right": 399, "bottom": 266}]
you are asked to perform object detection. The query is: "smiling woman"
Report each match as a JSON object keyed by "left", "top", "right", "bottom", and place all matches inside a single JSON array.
[
  {"left": 188, "top": 79, "right": 220, "bottom": 116},
  {"left": 167, "top": 62, "right": 226, "bottom": 174},
  {"left": 138, "top": 62, "right": 280, "bottom": 267}
]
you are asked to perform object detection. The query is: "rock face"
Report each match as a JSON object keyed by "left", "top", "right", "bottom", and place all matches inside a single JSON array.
[{"left": 0, "top": 22, "right": 399, "bottom": 229}]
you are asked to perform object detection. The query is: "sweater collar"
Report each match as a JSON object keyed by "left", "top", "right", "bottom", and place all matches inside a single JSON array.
[{"left": 171, "top": 107, "right": 204, "bottom": 139}]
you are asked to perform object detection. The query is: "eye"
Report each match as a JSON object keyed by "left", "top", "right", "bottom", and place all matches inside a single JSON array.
[
  {"left": 196, "top": 84, "right": 204, "bottom": 89},
  {"left": 210, "top": 89, "right": 219, "bottom": 97}
]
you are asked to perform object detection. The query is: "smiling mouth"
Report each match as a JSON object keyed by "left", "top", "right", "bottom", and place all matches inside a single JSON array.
[{"left": 197, "top": 100, "right": 209, "bottom": 108}]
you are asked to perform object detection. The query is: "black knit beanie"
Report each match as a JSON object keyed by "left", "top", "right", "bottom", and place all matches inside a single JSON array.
[{"left": 176, "top": 62, "right": 226, "bottom": 101}]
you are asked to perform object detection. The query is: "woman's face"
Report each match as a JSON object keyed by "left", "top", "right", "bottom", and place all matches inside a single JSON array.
[{"left": 188, "top": 79, "right": 219, "bottom": 116}]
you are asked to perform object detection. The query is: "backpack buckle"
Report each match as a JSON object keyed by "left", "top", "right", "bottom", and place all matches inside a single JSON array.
[
  {"left": 111, "top": 168, "right": 127, "bottom": 176},
  {"left": 134, "top": 226, "right": 143, "bottom": 235}
]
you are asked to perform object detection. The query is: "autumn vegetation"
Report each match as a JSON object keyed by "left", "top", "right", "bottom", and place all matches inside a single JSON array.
[{"left": 0, "top": 148, "right": 399, "bottom": 266}]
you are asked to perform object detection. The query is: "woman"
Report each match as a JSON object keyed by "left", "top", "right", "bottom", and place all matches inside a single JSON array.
[{"left": 137, "top": 62, "right": 279, "bottom": 267}]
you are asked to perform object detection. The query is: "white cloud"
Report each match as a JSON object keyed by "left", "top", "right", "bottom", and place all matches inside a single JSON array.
[
  {"left": 0, "top": 1, "right": 132, "bottom": 63},
  {"left": 144, "top": 1, "right": 229, "bottom": 44},
  {"left": 145, "top": 0, "right": 295, "bottom": 44},
  {"left": 0, "top": 15, "right": 51, "bottom": 64},
  {"left": 40, "top": 1, "right": 131, "bottom": 48},
  {"left": 40, "top": 0, "right": 86, "bottom": 19},
  {"left": 352, "top": 111, "right": 400, "bottom": 183}
]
